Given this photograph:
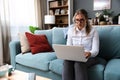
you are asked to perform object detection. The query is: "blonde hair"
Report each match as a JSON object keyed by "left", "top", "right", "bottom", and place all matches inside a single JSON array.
[{"left": 73, "top": 9, "right": 91, "bottom": 35}]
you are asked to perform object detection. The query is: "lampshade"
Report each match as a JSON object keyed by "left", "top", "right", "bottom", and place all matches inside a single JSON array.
[{"left": 44, "top": 15, "right": 55, "bottom": 24}]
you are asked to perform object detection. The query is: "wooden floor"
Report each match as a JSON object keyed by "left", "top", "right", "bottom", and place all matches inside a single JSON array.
[{"left": 0, "top": 70, "right": 52, "bottom": 80}]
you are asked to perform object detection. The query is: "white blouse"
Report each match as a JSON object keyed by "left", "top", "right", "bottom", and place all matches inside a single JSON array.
[{"left": 67, "top": 26, "right": 99, "bottom": 57}]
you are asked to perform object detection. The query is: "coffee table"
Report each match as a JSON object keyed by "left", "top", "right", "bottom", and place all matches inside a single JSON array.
[{"left": 0, "top": 70, "right": 52, "bottom": 80}]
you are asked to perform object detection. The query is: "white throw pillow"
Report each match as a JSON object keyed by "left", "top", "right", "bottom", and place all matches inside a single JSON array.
[{"left": 19, "top": 33, "right": 30, "bottom": 53}]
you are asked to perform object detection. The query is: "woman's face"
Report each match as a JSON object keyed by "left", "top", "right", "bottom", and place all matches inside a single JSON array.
[{"left": 75, "top": 13, "right": 86, "bottom": 30}]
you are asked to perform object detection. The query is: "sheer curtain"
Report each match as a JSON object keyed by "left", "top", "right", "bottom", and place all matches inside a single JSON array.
[
  {"left": 34, "top": 0, "right": 47, "bottom": 29},
  {"left": 0, "top": 20, "right": 4, "bottom": 65},
  {"left": 0, "top": 0, "right": 11, "bottom": 65},
  {"left": 9, "top": 0, "right": 36, "bottom": 40},
  {"left": 10, "top": 0, "right": 47, "bottom": 40},
  {"left": 0, "top": 0, "right": 47, "bottom": 65}
]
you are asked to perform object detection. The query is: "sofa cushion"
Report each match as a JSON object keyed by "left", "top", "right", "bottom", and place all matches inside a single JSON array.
[
  {"left": 104, "top": 59, "right": 120, "bottom": 80},
  {"left": 88, "top": 57, "right": 107, "bottom": 80},
  {"left": 95, "top": 26, "right": 120, "bottom": 60},
  {"left": 35, "top": 29, "right": 52, "bottom": 46},
  {"left": 49, "top": 57, "right": 106, "bottom": 78},
  {"left": 25, "top": 32, "right": 53, "bottom": 54},
  {"left": 16, "top": 52, "right": 57, "bottom": 71},
  {"left": 19, "top": 33, "right": 30, "bottom": 53},
  {"left": 49, "top": 59, "right": 63, "bottom": 75},
  {"left": 52, "top": 27, "right": 67, "bottom": 45}
]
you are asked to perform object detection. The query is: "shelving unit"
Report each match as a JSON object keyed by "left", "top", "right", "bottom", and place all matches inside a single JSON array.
[{"left": 47, "top": 0, "right": 73, "bottom": 28}]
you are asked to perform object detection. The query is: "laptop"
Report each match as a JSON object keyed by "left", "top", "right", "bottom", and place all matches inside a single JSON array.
[{"left": 53, "top": 44, "right": 88, "bottom": 62}]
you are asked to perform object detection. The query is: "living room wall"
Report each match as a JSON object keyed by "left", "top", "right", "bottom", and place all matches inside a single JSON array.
[{"left": 74, "top": 0, "right": 120, "bottom": 18}]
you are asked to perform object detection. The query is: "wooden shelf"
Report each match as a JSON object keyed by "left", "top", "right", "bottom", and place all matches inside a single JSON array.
[
  {"left": 93, "top": 24, "right": 120, "bottom": 27},
  {"left": 50, "top": 5, "right": 68, "bottom": 9},
  {"left": 55, "top": 14, "right": 68, "bottom": 16},
  {"left": 47, "top": 0, "right": 73, "bottom": 29},
  {"left": 56, "top": 23, "right": 68, "bottom": 25}
]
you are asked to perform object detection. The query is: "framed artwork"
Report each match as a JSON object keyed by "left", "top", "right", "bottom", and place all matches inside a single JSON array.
[{"left": 93, "top": 0, "right": 111, "bottom": 10}]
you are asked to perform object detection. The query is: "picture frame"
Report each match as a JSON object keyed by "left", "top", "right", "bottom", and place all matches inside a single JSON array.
[{"left": 93, "top": 0, "right": 111, "bottom": 11}]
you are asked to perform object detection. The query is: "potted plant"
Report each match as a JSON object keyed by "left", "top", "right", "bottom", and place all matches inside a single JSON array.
[
  {"left": 29, "top": 26, "right": 41, "bottom": 34},
  {"left": 99, "top": 14, "right": 107, "bottom": 25},
  {"left": 103, "top": 9, "right": 114, "bottom": 23},
  {"left": 98, "top": 9, "right": 114, "bottom": 25},
  {"left": 102, "top": 9, "right": 114, "bottom": 17}
]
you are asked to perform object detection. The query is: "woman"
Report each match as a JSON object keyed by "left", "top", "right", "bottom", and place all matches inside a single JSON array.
[{"left": 62, "top": 9, "right": 99, "bottom": 80}]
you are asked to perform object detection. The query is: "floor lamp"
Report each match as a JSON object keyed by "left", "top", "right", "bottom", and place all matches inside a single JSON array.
[{"left": 44, "top": 15, "right": 55, "bottom": 29}]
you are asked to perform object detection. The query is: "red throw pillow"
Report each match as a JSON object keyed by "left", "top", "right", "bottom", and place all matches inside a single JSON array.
[{"left": 25, "top": 32, "right": 53, "bottom": 54}]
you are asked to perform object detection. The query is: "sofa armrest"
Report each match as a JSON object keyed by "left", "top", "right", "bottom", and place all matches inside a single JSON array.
[{"left": 9, "top": 41, "right": 21, "bottom": 69}]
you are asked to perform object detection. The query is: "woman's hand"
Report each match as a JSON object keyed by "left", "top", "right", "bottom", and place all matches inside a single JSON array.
[{"left": 84, "top": 52, "right": 91, "bottom": 58}]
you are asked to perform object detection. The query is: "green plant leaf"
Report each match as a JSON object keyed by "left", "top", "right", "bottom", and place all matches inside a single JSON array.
[
  {"left": 102, "top": 9, "right": 114, "bottom": 16},
  {"left": 29, "top": 26, "right": 40, "bottom": 34}
]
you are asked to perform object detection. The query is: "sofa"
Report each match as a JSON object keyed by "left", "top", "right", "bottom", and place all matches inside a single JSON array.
[{"left": 9, "top": 26, "right": 120, "bottom": 80}]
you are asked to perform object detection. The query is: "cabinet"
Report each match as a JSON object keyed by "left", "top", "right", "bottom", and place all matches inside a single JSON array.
[{"left": 47, "top": 0, "right": 73, "bottom": 28}]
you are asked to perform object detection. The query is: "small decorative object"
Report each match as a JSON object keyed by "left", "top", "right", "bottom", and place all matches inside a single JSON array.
[
  {"left": 99, "top": 15, "right": 107, "bottom": 25},
  {"left": 49, "top": 10, "right": 54, "bottom": 15},
  {"left": 108, "top": 17, "right": 113, "bottom": 25},
  {"left": 61, "top": 9, "right": 65, "bottom": 14},
  {"left": 99, "top": 21, "right": 107, "bottom": 25},
  {"left": 95, "top": 12, "right": 101, "bottom": 18},
  {"left": 55, "top": 9, "right": 60, "bottom": 15},
  {"left": 94, "top": 17, "right": 99, "bottom": 25}
]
